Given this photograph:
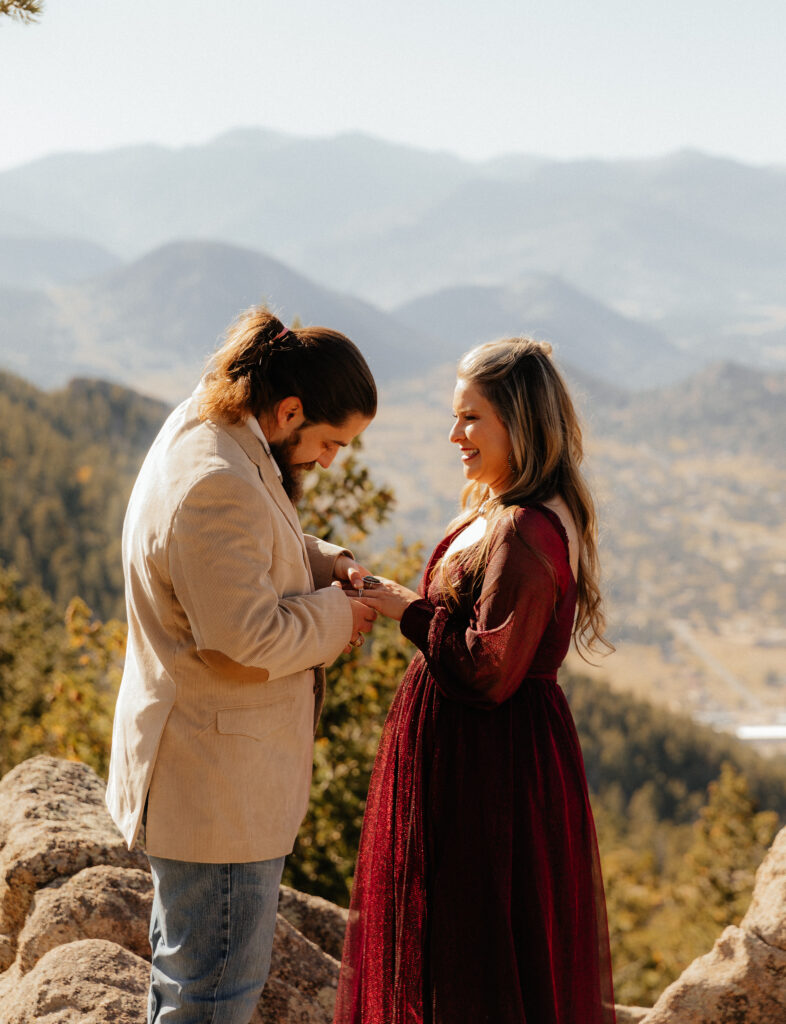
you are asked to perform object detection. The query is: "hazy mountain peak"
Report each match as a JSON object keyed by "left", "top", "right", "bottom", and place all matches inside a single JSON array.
[{"left": 208, "top": 127, "right": 296, "bottom": 151}]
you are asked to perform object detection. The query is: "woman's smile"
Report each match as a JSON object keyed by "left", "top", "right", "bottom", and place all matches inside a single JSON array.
[{"left": 450, "top": 379, "right": 512, "bottom": 495}]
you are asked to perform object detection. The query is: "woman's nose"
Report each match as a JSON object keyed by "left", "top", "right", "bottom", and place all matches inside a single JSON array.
[{"left": 449, "top": 421, "right": 462, "bottom": 444}]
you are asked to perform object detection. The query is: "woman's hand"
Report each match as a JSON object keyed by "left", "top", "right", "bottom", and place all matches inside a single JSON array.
[{"left": 358, "top": 577, "right": 420, "bottom": 622}]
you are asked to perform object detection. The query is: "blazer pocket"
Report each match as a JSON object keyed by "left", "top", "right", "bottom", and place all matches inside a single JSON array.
[{"left": 216, "top": 698, "right": 295, "bottom": 742}]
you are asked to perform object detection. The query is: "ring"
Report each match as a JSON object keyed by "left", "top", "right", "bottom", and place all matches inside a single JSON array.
[
  {"left": 350, "top": 635, "right": 365, "bottom": 648},
  {"left": 362, "top": 575, "right": 381, "bottom": 588}
]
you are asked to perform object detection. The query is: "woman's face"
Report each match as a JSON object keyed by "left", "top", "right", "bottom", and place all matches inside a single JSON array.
[{"left": 449, "top": 378, "right": 512, "bottom": 497}]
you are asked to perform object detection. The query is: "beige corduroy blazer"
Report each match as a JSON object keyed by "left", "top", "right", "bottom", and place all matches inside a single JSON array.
[{"left": 105, "top": 392, "right": 354, "bottom": 863}]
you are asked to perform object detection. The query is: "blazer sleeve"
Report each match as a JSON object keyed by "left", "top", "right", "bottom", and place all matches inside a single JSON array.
[
  {"left": 304, "top": 534, "right": 353, "bottom": 589},
  {"left": 399, "top": 511, "right": 559, "bottom": 708},
  {"left": 168, "top": 470, "right": 353, "bottom": 680}
]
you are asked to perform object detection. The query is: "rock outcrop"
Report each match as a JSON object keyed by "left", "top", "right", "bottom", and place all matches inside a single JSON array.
[
  {"left": 615, "top": 1007, "right": 649, "bottom": 1023},
  {"left": 0, "top": 755, "right": 148, "bottom": 975},
  {"left": 277, "top": 882, "right": 348, "bottom": 962},
  {"left": 253, "top": 915, "right": 340, "bottom": 1024},
  {"left": 0, "top": 757, "right": 341, "bottom": 1023},
  {"left": 16, "top": 865, "right": 153, "bottom": 972},
  {"left": 639, "top": 826, "right": 786, "bottom": 1023},
  {"left": 0, "top": 755, "right": 785, "bottom": 1023},
  {"left": 1, "top": 939, "right": 149, "bottom": 1024}
]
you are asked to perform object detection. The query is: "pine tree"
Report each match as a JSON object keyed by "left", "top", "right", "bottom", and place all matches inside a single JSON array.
[
  {"left": 677, "top": 761, "right": 778, "bottom": 927},
  {"left": 0, "top": 0, "right": 43, "bottom": 22}
]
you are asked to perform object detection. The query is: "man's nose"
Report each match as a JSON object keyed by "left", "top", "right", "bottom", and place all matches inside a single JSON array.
[{"left": 318, "top": 450, "right": 337, "bottom": 469}]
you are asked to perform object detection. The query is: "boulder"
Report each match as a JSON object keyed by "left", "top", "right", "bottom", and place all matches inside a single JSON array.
[
  {"left": 615, "top": 1006, "right": 649, "bottom": 1023},
  {"left": 0, "top": 938, "right": 148, "bottom": 1023},
  {"left": 16, "top": 865, "right": 154, "bottom": 973},
  {"left": 741, "top": 825, "right": 786, "bottom": 949},
  {"left": 641, "top": 926, "right": 786, "bottom": 1023},
  {"left": 255, "top": 914, "right": 340, "bottom": 1023},
  {"left": 0, "top": 756, "right": 147, "bottom": 969},
  {"left": 3, "top": 755, "right": 784, "bottom": 1024},
  {"left": 277, "top": 883, "right": 349, "bottom": 961}
]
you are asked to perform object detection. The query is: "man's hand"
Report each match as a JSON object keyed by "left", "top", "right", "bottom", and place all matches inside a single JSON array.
[
  {"left": 340, "top": 595, "right": 377, "bottom": 653},
  {"left": 333, "top": 554, "right": 372, "bottom": 590}
]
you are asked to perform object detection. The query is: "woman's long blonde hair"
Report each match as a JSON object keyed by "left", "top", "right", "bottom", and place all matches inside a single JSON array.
[{"left": 433, "top": 337, "right": 612, "bottom": 657}]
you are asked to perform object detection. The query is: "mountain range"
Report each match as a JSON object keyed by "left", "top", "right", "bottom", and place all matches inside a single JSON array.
[
  {"left": 0, "top": 129, "right": 783, "bottom": 387},
  {"left": 0, "top": 238, "right": 695, "bottom": 400},
  {"left": 0, "top": 241, "right": 438, "bottom": 399}
]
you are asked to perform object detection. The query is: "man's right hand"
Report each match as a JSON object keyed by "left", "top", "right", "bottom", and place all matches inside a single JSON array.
[{"left": 345, "top": 596, "right": 377, "bottom": 652}]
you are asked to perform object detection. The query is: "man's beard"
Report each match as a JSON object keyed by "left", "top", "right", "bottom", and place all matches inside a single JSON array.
[{"left": 269, "top": 432, "right": 315, "bottom": 503}]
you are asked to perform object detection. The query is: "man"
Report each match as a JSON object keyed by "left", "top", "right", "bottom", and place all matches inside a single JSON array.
[{"left": 106, "top": 306, "right": 378, "bottom": 1023}]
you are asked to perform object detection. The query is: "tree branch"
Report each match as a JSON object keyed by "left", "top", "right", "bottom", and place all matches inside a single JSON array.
[{"left": 0, "top": 0, "right": 44, "bottom": 23}]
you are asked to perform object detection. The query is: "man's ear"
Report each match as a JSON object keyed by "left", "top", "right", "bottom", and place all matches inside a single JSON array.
[{"left": 275, "top": 396, "right": 304, "bottom": 429}]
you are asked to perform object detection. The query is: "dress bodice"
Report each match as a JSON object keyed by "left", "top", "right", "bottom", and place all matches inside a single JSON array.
[{"left": 401, "top": 504, "right": 577, "bottom": 705}]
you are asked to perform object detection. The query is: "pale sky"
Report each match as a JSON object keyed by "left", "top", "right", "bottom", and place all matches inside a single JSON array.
[{"left": 1, "top": 0, "right": 785, "bottom": 172}]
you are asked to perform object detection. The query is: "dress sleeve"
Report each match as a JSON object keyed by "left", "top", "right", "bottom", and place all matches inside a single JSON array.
[{"left": 399, "top": 510, "right": 560, "bottom": 708}]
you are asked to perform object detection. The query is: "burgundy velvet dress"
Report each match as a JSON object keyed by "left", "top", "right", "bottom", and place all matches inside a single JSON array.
[{"left": 334, "top": 505, "right": 616, "bottom": 1024}]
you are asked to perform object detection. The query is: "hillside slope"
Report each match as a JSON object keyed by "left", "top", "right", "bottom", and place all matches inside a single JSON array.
[{"left": 0, "top": 372, "right": 168, "bottom": 618}]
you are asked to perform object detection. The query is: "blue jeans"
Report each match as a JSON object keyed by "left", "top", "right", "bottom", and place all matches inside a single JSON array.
[{"left": 147, "top": 854, "right": 285, "bottom": 1024}]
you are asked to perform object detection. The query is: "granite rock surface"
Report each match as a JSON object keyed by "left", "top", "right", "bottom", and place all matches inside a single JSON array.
[{"left": 0, "top": 757, "right": 344, "bottom": 1023}]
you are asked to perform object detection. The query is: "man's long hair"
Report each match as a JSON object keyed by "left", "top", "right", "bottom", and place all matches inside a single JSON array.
[
  {"left": 199, "top": 306, "right": 377, "bottom": 426},
  {"left": 432, "top": 337, "right": 612, "bottom": 658}
]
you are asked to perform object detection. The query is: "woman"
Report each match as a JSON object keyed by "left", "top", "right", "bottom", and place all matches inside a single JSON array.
[{"left": 333, "top": 338, "right": 616, "bottom": 1024}]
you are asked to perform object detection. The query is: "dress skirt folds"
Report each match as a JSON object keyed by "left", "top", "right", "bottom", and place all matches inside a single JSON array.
[{"left": 333, "top": 505, "right": 616, "bottom": 1024}]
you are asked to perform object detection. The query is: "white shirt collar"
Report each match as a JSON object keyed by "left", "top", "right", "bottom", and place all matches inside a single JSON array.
[{"left": 246, "top": 415, "right": 283, "bottom": 481}]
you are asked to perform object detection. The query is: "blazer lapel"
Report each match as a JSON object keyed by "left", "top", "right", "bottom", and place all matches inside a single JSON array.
[
  {"left": 221, "top": 420, "right": 314, "bottom": 584},
  {"left": 220, "top": 417, "right": 325, "bottom": 726}
]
